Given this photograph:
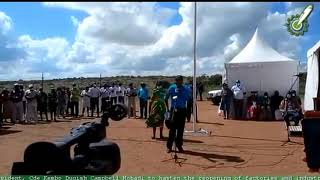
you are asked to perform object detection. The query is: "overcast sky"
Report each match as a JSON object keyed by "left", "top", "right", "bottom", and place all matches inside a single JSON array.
[{"left": 0, "top": 2, "right": 319, "bottom": 80}]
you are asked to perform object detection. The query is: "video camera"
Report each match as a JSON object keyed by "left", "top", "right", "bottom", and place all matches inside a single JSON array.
[{"left": 11, "top": 104, "right": 128, "bottom": 175}]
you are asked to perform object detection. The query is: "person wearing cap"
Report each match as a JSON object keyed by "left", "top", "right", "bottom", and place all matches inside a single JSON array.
[
  {"left": 37, "top": 87, "right": 48, "bottom": 121},
  {"left": 48, "top": 86, "right": 58, "bottom": 121},
  {"left": 231, "top": 80, "right": 246, "bottom": 120},
  {"left": 220, "top": 83, "right": 233, "bottom": 119},
  {"left": 70, "top": 83, "right": 81, "bottom": 118},
  {"left": 138, "top": 82, "right": 150, "bottom": 119},
  {"left": 100, "top": 84, "right": 110, "bottom": 114},
  {"left": 25, "top": 84, "right": 38, "bottom": 124},
  {"left": 126, "top": 83, "right": 137, "bottom": 118},
  {"left": 165, "top": 75, "right": 191, "bottom": 153},
  {"left": 10, "top": 83, "right": 25, "bottom": 124}
]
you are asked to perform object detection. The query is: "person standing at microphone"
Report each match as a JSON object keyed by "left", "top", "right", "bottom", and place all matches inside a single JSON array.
[{"left": 166, "top": 75, "right": 191, "bottom": 153}]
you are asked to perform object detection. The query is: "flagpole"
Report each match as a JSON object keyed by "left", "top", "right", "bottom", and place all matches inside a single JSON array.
[
  {"left": 192, "top": 1, "right": 197, "bottom": 132},
  {"left": 184, "top": 2, "right": 210, "bottom": 136}
]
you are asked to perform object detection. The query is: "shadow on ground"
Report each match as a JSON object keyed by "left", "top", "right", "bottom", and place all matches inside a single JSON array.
[{"left": 0, "top": 129, "right": 22, "bottom": 136}]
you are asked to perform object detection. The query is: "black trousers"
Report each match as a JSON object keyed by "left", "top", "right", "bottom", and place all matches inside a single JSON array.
[
  {"left": 186, "top": 100, "right": 192, "bottom": 122},
  {"left": 111, "top": 97, "right": 117, "bottom": 105},
  {"left": 118, "top": 96, "right": 124, "bottom": 104},
  {"left": 90, "top": 97, "right": 99, "bottom": 117},
  {"left": 233, "top": 99, "right": 244, "bottom": 119},
  {"left": 101, "top": 97, "right": 110, "bottom": 113},
  {"left": 167, "top": 108, "right": 187, "bottom": 149},
  {"left": 38, "top": 104, "right": 48, "bottom": 121},
  {"left": 139, "top": 98, "right": 148, "bottom": 119},
  {"left": 70, "top": 101, "right": 79, "bottom": 117}
]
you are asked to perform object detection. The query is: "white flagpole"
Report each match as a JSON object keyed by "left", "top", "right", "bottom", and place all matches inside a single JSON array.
[
  {"left": 192, "top": 1, "right": 197, "bottom": 132},
  {"left": 184, "top": 2, "right": 210, "bottom": 136}
]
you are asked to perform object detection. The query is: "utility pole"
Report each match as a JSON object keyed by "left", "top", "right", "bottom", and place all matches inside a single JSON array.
[
  {"left": 99, "top": 73, "right": 102, "bottom": 88},
  {"left": 41, "top": 73, "right": 44, "bottom": 89}
]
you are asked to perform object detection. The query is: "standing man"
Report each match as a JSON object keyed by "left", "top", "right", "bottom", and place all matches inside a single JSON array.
[
  {"left": 37, "top": 87, "right": 48, "bottom": 121},
  {"left": 138, "top": 82, "right": 149, "bottom": 119},
  {"left": 81, "top": 86, "right": 91, "bottom": 117},
  {"left": 10, "top": 83, "right": 24, "bottom": 124},
  {"left": 231, "top": 80, "right": 246, "bottom": 120},
  {"left": 57, "top": 87, "right": 67, "bottom": 119},
  {"left": 197, "top": 81, "right": 204, "bottom": 101},
  {"left": 109, "top": 83, "right": 117, "bottom": 105},
  {"left": 25, "top": 84, "right": 38, "bottom": 124},
  {"left": 48, "top": 86, "right": 58, "bottom": 121},
  {"left": 89, "top": 83, "right": 100, "bottom": 117},
  {"left": 66, "top": 88, "right": 72, "bottom": 116},
  {"left": 166, "top": 75, "right": 190, "bottom": 153},
  {"left": 118, "top": 83, "right": 126, "bottom": 104},
  {"left": 70, "top": 83, "right": 80, "bottom": 118},
  {"left": 127, "top": 83, "right": 137, "bottom": 118},
  {"left": 100, "top": 84, "right": 110, "bottom": 114},
  {"left": 20, "top": 84, "right": 27, "bottom": 121}
]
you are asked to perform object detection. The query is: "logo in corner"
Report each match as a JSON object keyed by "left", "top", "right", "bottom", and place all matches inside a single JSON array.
[{"left": 285, "top": 4, "right": 314, "bottom": 37}]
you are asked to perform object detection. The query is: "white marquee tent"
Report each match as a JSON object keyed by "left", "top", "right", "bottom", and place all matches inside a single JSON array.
[
  {"left": 304, "top": 41, "right": 320, "bottom": 111},
  {"left": 225, "top": 28, "right": 299, "bottom": 96}
]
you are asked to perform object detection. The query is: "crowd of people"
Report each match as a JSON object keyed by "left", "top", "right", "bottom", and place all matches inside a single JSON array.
[
  {"left": 0, "top": 76, "right": 203, "bottom": 153},
  {"left": 219, "top": 80, "right": 303, "bottom": 124}
]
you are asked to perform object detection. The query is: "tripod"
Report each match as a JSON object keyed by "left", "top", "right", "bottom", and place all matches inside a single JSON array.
[
  {"left": 162, "top": 106, "right": 187, "bottom": 166},
  {"left": 161, "top": 131, "right": 187, "bottom": 166}
]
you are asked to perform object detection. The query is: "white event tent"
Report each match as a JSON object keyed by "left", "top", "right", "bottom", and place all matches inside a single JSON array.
[
  {"left": 225, "top": 28, "right": 299, "bottom": 96},
  {"left": 304, "top": 41, "right": 320, "bottom": 111}
]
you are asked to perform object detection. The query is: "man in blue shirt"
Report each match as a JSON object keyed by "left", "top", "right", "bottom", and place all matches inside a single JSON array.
[
  {"left": 138, "top": 82, "right": 150, "bottom": 119},
  {"left": 166, "top": 75, "right": 191, "bottom": 153}
]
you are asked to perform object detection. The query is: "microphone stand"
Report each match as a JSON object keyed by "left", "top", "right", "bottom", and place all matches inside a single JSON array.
[{"left": 282, "top": 75, "right": 303, "bottom": 146}]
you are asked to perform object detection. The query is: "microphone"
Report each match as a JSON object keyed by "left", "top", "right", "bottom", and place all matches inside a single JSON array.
[{"left": 293, "top": 74, "right": 303, "bottom": 77}]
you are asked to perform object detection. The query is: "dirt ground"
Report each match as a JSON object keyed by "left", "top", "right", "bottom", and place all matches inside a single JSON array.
[{"left": 0, "top": 101, "right": 313, "bottom": 175}]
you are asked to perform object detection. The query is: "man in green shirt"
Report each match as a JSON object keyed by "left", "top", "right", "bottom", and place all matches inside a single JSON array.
[{"left": 71, "top": 83, "right": 80, "bottom": 118}]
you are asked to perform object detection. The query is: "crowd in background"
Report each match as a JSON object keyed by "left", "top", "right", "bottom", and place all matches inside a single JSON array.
[
  {"left": 0, "top": 80, "right": 205, "bottom": 127},
  {"left": 219, "top": 80, "right": 303, "bottom": 124}
]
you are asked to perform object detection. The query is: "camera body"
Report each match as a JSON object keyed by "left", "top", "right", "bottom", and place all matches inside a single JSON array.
[{"left": 11, "top": 104, "right": 128, "bottom": 175}]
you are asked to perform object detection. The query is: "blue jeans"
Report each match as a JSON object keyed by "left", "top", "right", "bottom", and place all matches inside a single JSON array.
[{"left": 221, "top": 99, "right": 231, "bottom": 118}]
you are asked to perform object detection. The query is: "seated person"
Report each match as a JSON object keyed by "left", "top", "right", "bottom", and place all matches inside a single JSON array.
[
  {"left": 270, "top": 90, "right": 284, "bottom": 120},
  {"left": 280, "top": 90, "right": 303, "bottom": 126},
  {"left": 258, "top": 92, "right": 272, "bottom": 121},
  {"left": 246, "top": 91, "right": 259, "bottom": 120}
]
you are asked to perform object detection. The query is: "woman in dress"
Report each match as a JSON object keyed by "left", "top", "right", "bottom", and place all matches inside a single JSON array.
[{"left": 146, "top": 81, "right": 167, "bottom": 139}]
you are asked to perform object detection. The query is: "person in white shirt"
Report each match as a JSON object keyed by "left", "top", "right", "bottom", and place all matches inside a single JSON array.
[
  {"left": 117, "top": 83, "right": 126, "bottom": 104},
  {"left": 231, "top": 80, "right": 246, "bottom": 120},
  {"left": 100, "top": 84, "right": 110, "bottom": 113},
  {"left": 109, "top": 83, "right": 117, "bottom": 105},
  {"left": 81, "top": 86, "right": 90, "bottom": 117},
  {"left": 89, "top": 83, "right": 100, "bottom": 117},
  {"left": 25, "top": 84, "right": 38, "bottom": 124}
]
